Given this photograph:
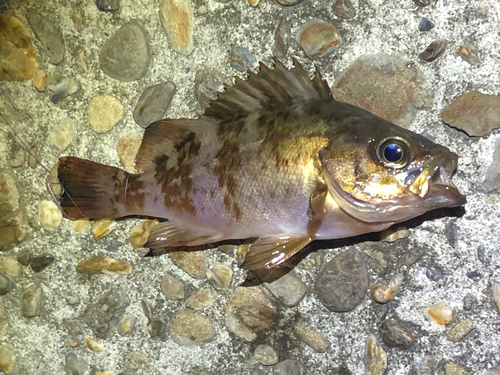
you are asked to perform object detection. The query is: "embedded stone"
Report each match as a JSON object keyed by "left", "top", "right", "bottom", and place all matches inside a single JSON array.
[
  {"left": 88, "top": 95, "right": 123, "bottom": 134},
  {"left": 444, "top": 361, "right": 470, "bottom": 375},
  {"left": 123, "top": 351, "right": 150, "bottom": 375},
  {"left": 0, "top": 274, "right": 14, "bottom": 296},
  {"left": 379, "top": 319, "right": 415, "bottom": 349},
  {"left": 380, "top": 226, "right": 409, "bottom": 242},
  {"left": 229, "top": 46, "right": 255, "bottom": 72},
  {"left": 85, "top": 337, "right": 104, "bottom": 352},
  {"left": 39, "top": 200, "right": 62, "bottom": 228},
  {"left": 0, "top": 258, "right": 19, "bottom": 277},
  {"left": 129, "top": 219, "right": 158, "bottom": 248},
  {"left": 69, "top": 219, "right": 90, "bottom": 233},
  {"left": 95, "top": 0, "right": 120, "bottom": 12},
  {"left": 0, "top": 345, "right": 16, "bottom": 374},
  {"left": 254, "top": 344, "right": 278, "bottom": 366},
  {"left": 446, "top": 318, "right": 474, "bottom": 342},
  {"left": 332, "top": 0, "right": 356, "bottom": 19},
  {"left": 264, "top": 272, "right": 306, "bottom": 307},
  {"left": 194, "top": 69, "right": 225, "bottom": 109},
  {"left": 21, "top": 284, "right": 42, "bottom": 317},
  {"left": 293, "top": 323, "right": 329, "bottom": 353},
  {"left": 186, "top": 288, "right": 217, "bottom": 310},
  {"left": 0, "top": 169, "right": 20, "bottom": 217},
  {"left": 419, "top": 39, "right": 447, "bottom": 62},
  {"left": 48, "top": 117, "right": 77, "bottom": 151},
  {"left": 273, "top": 360, "right": 306, "bottom": 375},
  {"left": 25, "top": 8, "right": 65, "bottom": 65},
  {"left": 428, "top": 304, "right": 453, "bottom": 325},
  {"left": 161, "top": 273, "right": 185, "bottom": 300},
  {"left": 272, "top": 16, "right": 289, "bottom": 59},
  {"left": 117, "top": 315, "right": 137, "bottom": 336},
  {"left": 65, "top": 353, "right": 88, "bottom": 375},
  {"left": 159, "top": 0, "right": 194, "bottom": 56},
  {"left": 169, "top": 310, "right": 215, "bottom": 346},
  {"left": 76, "top": 255, "right": 132, "bottom": 275},
  {"left": 133, "top": 81, "right": 176, "bottom": 128},
  {"left": 170, "top": 251, "right": 207, "bottom": 279},
  {"left": 365, "top": 334, "right": 387, "bottom": 375},
  {"left": 206, "top": 263, "right": 233, "bottom": 291},
  {"left": 456, "top": 45, "right": 480, "bottom": 65},
  {"left": 30, "top": 253, "right": 55, "bottom": 273},
  {"left": 99, "top": 22, "right": 150, "bottom": 81},
  {"left": 47, "top": 76, "right": 79, "bottom": 103},
  {"left": 295, "top": 19, "right": 341, "bottom": 60},
  {"left": 418, "top": 17, "right": 435, "bottom": 32},
  {"left": 370, "top": 273, "right": 403, "bottom": 304}
]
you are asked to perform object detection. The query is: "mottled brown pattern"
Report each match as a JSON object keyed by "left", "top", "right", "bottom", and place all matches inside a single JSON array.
[
  {"left": 153, "top": 132, "right": 201, "bottom": 215},
  {"left": 125, "top": 174, "right": 146, "bottom": 213}
]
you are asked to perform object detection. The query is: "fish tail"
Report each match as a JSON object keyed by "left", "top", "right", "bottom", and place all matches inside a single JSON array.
[{"left": 57, "top": 156, "right": 131, "bottom": 220}]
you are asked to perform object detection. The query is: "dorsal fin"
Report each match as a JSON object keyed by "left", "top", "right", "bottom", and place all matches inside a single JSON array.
[{"left": 203, "top": 57, "right": 333, "bottom": 121}]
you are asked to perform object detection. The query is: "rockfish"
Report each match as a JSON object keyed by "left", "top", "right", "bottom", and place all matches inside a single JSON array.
[{"left": 57, "top": 58, "right": 466, "bottom": 270}]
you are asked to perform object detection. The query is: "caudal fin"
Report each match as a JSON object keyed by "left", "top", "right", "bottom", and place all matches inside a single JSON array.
[{"left": 57, "top": 157, "right": 131, "bottom": 220}]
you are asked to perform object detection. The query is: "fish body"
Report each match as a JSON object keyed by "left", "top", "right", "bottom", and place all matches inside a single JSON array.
[{"left": 57, "top": 58, "right": 465, "bottom": 269}]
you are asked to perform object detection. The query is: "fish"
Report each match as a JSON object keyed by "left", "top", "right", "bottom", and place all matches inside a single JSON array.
[{"left": 56, "top": 58, "right": 466, "bottom": 270}]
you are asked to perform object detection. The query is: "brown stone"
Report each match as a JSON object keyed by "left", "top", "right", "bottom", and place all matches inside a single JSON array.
[
  {"left": 159, "top": 0, "right": 194, "bottom": 56},
  {"left": 76, "top": 255, "right": 132, "bottom": 275}
]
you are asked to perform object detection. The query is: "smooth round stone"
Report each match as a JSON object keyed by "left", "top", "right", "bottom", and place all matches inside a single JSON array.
[
  {"left": 0, "top": 258, "right": 19, "bottom": 277},
  {"left": 332, "top": 0, "right": 356, "bottom": 19},
  {"left": 25, "top": 8, "right": 65, "bottom": 65},
  {"left": 65, "top": 353, "right": 88, "bottom": 375},
  {"left": 95, "top": 0, "right": 120, "bottom": 11},
  {"left": 21, "top": 285, "right": 42, "bottom": 317},
  {"left": 133, "top": 81, "right": 176, "bottom": 128},
  {"left": 254, "top": 344, "right": 278, "bottom": 366},
  {"left": 426, "top": 267, "right": 443, "bottom": 282},
  {"left": 315, "top": 248, "right": 368, "bottom": 312},
  {"left": 0, "top": 274, "right": 14, "bottom": 296},
  {"left": 0, "top": 345, "right": 16, "bottom": 374},
  {"left": 419, "top": 39, "right": 447, "bottom": 62},
  {"left": 99, "top": 22, "right": 150, "bottom": 81},
  {"left": 273, "top": 359, "right": 305, "bottom": 375},
  {"left": 117, "top": 315, "right": 137, "bottom": 336},
  {"left": 428, "top": 304, "right": 453, "bottom": 325},
  {"left": 295, "top": 19, "right": 341, "bottom": 60},
  {"left": 85, "top": 337, "right": 104, "bottom": 352},
  {"left": 76, "top": 255, "right": 132, "bottom": 275},
  {"left": 264, "top": 272, "right": 306, "bottom": 307},
  {"left": 38, "top": 200, "right": 62, "bottom": 228},
  {"left": 272, "top": 16, "right": 289, "bottom": 59},
  {"left": 169, "top": 310, "right": 215, "bottom": 346},
  {"left": 88, "top": 95, "right": 123, "bottom": 133},
  {"left": 161, "top": 273, "right": 185, "bottom": 300},
  {"left": 30, "top": 253, "right": 55, "bottom": 273},
  {"left": 379, "top": 319, "right": 415, "bottom": 349}
]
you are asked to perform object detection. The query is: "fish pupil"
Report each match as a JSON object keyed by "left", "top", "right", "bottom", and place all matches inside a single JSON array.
[{"left": 384, "top": 144, "right": 403, "bottom": 163}]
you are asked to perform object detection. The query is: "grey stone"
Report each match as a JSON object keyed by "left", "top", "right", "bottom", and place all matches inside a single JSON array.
[
  {"left": 273, "top": 359, "right": 306, "bottom": 375},
  {"left": 415, "top": 355, "right": 443, "bottom": 375},
  {"left": 21, "top": 285, "right": 42, "bottom": 317},
  {"left": 16, "top": 250, "right": 31, "bottom": 266},
  {"left": 169, "top": 310, "right": 215, "bottom": 346},
  {"left": 133, "top": 81, "right": 176, "bottom": 128},
  {"left": 229, "top": 46, "right": 255, "bottom": 72},
  {"left": 95, "top": 0, "right": 120, "bottom": 12},
  {"left": 123, "top": 351, "right": 150, "bottom": 375},
  {"left": 332, "top": 0, "right": 356, "bottom": 19},
  {"left": 315, "top": 248, "right": 368, "bottom": 312},
  {"left": 254, "top": 344, "right": 278, "bottom": 366},
  {"left": 25, "top": 8, "right": 65, "bottom": 65},
  {"left": 272, "top": 16, "right": 289, "bottom": 59},
  {"left": 419, "top": 39, "right": 447, "bottom": 62},
  {"left": 65, "top": 353, "right": 88, "bottom": 375},
  {"left": 484, "top": 138, "right": 500, "bottom": 192},
  {"left": 379, "top": 319, "right": 415, "bottom": 349},
  {"left": 160, "top": 273, "right": 185, "bottom": 300},
  {"left": 264, "top": 272, "right": 307, "bottom": 307},
  {"left": 426, "top": 267, "right": 443, "bottom": 282},
  {"left": 47, "top": 76, "right": 79, "bottom": 104},
  {"left": 99, "top": 22, "right": 150, "bottom": 82},
  {"left": 30, "top": 253, "right": 55, "bottom": 273},
  {"left": 418, "top": 17, "right": 435, "bottom": 31},
  {"left": 0, "top": 274, "right": 14, "bottom": 295},
  {"left": 194, "top": 69, "right": 224, "bottom": 109}
]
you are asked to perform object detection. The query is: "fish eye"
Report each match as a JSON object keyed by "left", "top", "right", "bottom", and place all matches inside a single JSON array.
[{"left": 376, "top": 137, "right": 411, "bottom": 168}]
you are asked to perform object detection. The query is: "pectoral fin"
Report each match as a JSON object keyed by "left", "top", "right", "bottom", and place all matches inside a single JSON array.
[
  {"left": 241, "top": 236, "right": 311, "bottom": 270},
  {"left": 144, "top": 221, "right": 224, "bottom": 249}
]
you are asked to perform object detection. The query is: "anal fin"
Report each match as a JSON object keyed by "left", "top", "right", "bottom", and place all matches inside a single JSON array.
[
  {"left": 144, "top": 221, "right": 224, "bottom": 249},
  {"left": 241, "top": 236, "right": 311, "bottom": 270}
]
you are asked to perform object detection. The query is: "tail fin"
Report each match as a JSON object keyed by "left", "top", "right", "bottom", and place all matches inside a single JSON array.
[{"left": 58, "top": 157, "right": 131, "bottom": 220}]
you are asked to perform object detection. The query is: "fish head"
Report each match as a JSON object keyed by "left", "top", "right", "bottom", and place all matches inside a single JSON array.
[{"left": 319, "top": 116, "right": 466, "bottom": 223}]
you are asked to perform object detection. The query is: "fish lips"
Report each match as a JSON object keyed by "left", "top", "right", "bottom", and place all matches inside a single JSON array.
[{"left": 323, "top": 153, "right": 466, "bottom": 224}]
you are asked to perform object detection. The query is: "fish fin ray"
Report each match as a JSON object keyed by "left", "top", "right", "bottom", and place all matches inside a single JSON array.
[
  {"left": 144, "top": 221, "right": 224, "bottom": 248},
  {"left": 203, "top": 58, "right": 333, "bottom": 121},
  {"left": 241, "top": 236, "right": 311, "bottom": 270},
  {"left": 58, "top": 157, "right": 130, "bottom": 219}
]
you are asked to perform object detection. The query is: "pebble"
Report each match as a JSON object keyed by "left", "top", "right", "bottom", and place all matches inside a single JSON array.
[
  {"left": 370, "top": 273, "right": 403, "bottom": 303},
  {"left": 0, "top": 311, "right": 8, "bottom": 332},
  {"left": 418, "top": 17, "right": 435, "bottom": 32},
  {"left": 365, "top": 334, "right": 387, "bottom": 375},
  {"left": 456, "top": 45, "right": 480, "bottom": 65},
  {"left": 39, "top": 200, "right": 62, "bottom": 228},
  {"left": 229, "top": 46, "right": 255, "bottom": 72},
  {"left": 123, "top": 351, "right": 150, "bottom": 375},
  {"left": 169, "top": 310, "right": 215, "bottom": 346},
  {"left": 398, "top": 246, "right": 424, "bottom": 267},
  {"left": 170, "top": 251, "right": 207, "bottom": 279},
  {"left": 413, "top": 0, "right": 430, "bottom": 6},
  {"left": 69, "top": 218, "right": 90, "bottom": 233},
  {"left": 444, "top": 361, "right": 470, "bottom": 375},
  {"left": 441, "top": 91, "right": 500, "bottom": 137},
  {"left": 379, "top": 319, "right": 415, "bottom": 349},
  {"left": 16, "top": 251, "right": 31, "bottom": 266},
  {"left": 88, "top": 95, "right": 123, "bottom": 134},
  {"left": 415, "top": 355, "right": 443, "bottom": 375},
  {"left": 264, "top": 272, "right": 307, "bottom": 307},
  {"left": 273, "top": 360, "right": 305, "bottom": 375},
  {"left": 133, "top": 81, "right": 176, "bottom": 128},
  {"left": 76, "top": 255, "right": 132, "bottom": 275},
  {"left": 32, "top": 69, "right": 47, "bottom": 91},
  {"left": 0, "top": 258, "right": 19, "bottom": 277},
  {"left": 21, "top": 284, "right": 42, "bottom": 317},
  {"left": 0, "top": 168, "right": 20, "bottom": 216},
  {"left": 0, "top": 345, "right": 15, "bottom": 374},
  {"left": 225, "top": 286, "right": 277, "bottom": 341},
  {"left": 247, "top": 0, "right": 260, "bottom": 7},
  {"left": 161, "top": 273, "right": 185, "bottom": 300},
  {"left": 484, "top": 141, "right": 500, "bottom": 191},
  {"left": 186, "top": 288, "right": 217, "bottom": 310},
  {"left": 426, "top": 267, "right": 443, "bottom": 282},
  {"left": 0, "top": 14, "right": 39, "bottom": 82},
  {"left": 86, "top": 337, "right": 104, "bottom": 352},
  {"left": 148, "top": 317, "right": 164, "bottom": 337},
  {"left": 48, "top": 117, "right": 77, "bottom": 151},
  {"left": 99, "top": 22, "right": 150, "bottom": 81},
  {"left": 25, "top": 8, "right": 65, "bottom": 65},
  {"left": 428, "top": 304, "right": 453, "bottom": 325},
  {"left": 72, "top": 9, "right": 85, "bottom": 31},
  {"left": 30, "top": 253, "right": 55, "bottom": 273},
  {"left": 63, "top": 318, "right": 83, "bottom": 336},
  {"left": 47, "top": 76, "right": 79, "bottom": 103},
  {"left": 492, "top": 282, "right": 500, "bottom": 313},
  {"left": 272, "top": 16, "right": 289, "bottom": 58},
  {"left": 380, "top": 226, "right": 409, "bottom": 242},
  {"left": 95, "top": 0, "right": 120, "bottom": 12},
  {"left": 254, "top": 344, "right": 278, "bottom": 366},
  {"left": 83, "top": 288, "right": 130, "bottom": 338},
  {"left": 446, "top": 318, "right": 474, "bottom": 343},
  {"left": 315, "top": 248, "right": 368, "bottom": 312},
  {"left": 295, "top": 19, "right": 341, "bottom": 60},
  {"left": 275, "top": 0, "right": 302, "bottom": 5},
  {"left": 117, "top": 314, "right": 137, "bottom": 336},
  {"left": 419, "top": 39, "right": 447, "bottom": 62},
  {"left": 129, "top": 219, "right": 158, "bottom": 248},
  {"left": 463, "top": 294, "right": 477, "bottom": 311},
  {"left": 194, "top": 69, "right": 225, "bottom": 108},
  {"left": 293, "top": 323, "right": 329, "bottom": 353},
  {"left": 332, "top": 0, "right": 356, "bottom": 19},
  {"left": 0, "top": 274, "right": 14, "bottom": 296},
  {"left": 332, "top": 54, "right": 430, "bottom": 128},
  {"left": 115, "top": 134, "right": 142, "bottom": 174},
  {"left": 65, "top": 353, "right": 88, "bottom": 375},
  {"left": 159, "top": 0, "right": 194, "bottom": 56},
  {"left": 207, "top": 263, "right": 233, "bottom": 290},
  {"left": 477, "top": 245, "right": 492, "bottom": 265}
]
